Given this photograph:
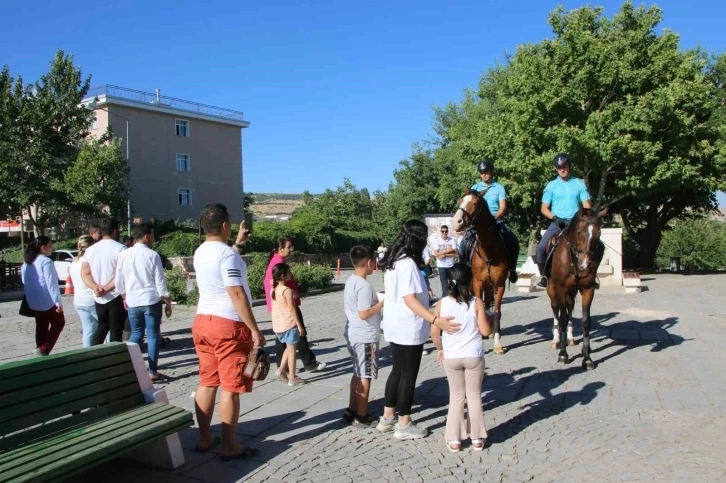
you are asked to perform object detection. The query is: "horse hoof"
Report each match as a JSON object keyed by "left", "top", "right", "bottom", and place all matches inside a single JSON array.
[
  {"left": 550, "top": 342, "right": 558, "bottom": 350},
  {"left": 583, "top": 360, "right": 595, "bottom": 371},
  {"left": 493, "top": 345, "right": 505, "bottom": 354},
  {"left": 557, "top": 355, "right": 569, "bottom": 364},
  {"left": 568, "top": 339, "right": 576, "bottom": 347}
]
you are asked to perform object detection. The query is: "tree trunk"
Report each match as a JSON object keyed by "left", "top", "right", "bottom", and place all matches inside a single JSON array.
[{"left": 635, "top": 230, "right": 662, "bottom": 268}]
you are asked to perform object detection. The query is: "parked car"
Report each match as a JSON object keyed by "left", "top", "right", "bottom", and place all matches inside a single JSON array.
[{"left": 51, "top": 250, "right": 78, "bottom": 283}]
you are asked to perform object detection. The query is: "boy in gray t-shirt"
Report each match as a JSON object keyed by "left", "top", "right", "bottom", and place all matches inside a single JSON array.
[{"left": 343, "top": 246, "right": 384, "bottom": 428}]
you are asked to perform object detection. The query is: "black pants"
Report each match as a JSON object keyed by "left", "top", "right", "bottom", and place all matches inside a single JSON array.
[
  {"left": 92, "top": 295, "right": 128, "bottom": 345},
  {"left": 384, "top": 342, "right": 424, "bottom": 416},
  {"left": 275, "top": 306, "right": 317, "bottom": 369}
]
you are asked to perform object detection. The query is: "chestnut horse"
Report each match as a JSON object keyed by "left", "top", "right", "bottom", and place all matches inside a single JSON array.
[
  {"left": 546, "top": 203, "right": 609, "bottom": 370},
  {"left": 451, "top": 190, "right": 509, "bottom": 354}
]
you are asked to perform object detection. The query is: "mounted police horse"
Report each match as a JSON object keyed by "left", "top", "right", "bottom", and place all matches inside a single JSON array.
[
  {"left": 451, "top": 189, "right": 509, "bottom": 354},
  {"left": 544, "top": 170, "right": 619, "bottom": 370}
]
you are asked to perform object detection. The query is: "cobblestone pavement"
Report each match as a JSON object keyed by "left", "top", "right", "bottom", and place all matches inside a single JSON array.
[{"left": 2, "top": 272, "right": 725, "bottom": 482}]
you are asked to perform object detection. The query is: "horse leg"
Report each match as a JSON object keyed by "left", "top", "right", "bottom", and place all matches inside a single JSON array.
[
  {"left": 492, "top": 286, "right": 505, "bottom": 354},
  {"left": 580, "top": 287, "right": 596, "bottom": 370},
  {"left": 556, "top": 292, "right": 570, "bottom": 364},
  {"left": 567, "top": 291, "right": 576, "bottom": 346},
  {"left": 550, "top": 307, "right": 559, "bottom": 350}
]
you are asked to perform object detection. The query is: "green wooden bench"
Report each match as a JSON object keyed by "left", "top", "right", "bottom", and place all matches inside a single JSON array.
[{"left": 0, "top": 342, "right": 194, "bottom": 483}]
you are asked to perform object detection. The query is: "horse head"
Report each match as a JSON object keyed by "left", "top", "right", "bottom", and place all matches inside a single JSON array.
[
  {"left": 451, "top": 189, "right": 495, "bottom": 233},
  {"left": 566, "top": 206, "right": 607, "bottom": 272}
]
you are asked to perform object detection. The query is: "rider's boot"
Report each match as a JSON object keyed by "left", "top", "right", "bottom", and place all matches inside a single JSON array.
[{"left": 536, "top": 263, "right": 547, "bottom": 288}]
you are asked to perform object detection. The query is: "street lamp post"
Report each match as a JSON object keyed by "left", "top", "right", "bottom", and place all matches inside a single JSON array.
[{"left": 87, "top": 102, "right": 132, "bottom": 237}]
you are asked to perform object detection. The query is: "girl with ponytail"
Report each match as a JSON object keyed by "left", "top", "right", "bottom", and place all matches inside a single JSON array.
[
  {"left": 21, "top": 236, "right": 66, "bottom": 356},
  {"left": 430, "top": 262, "right": 492, "bottom": 453}
]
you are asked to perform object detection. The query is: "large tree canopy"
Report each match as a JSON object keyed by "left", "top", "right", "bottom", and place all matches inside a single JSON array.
[
  {"left": 0, "top": 50, "right": 129, "bottom": 233},
  {"left": 427, "top": 2, "right": 726, "bottom": 266}
]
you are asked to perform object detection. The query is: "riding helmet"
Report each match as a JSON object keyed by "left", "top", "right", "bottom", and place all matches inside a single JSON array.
[
  {"left": 552, "top": 153, "right": 572, "bottom": 168},
  {"left": 477, "top": 160, "right": 495, "bottom": 173}
]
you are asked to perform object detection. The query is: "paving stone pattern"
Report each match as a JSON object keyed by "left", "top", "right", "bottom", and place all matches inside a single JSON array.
[{"left": 1, "top": 272, "right": 725, "bottom": 482}]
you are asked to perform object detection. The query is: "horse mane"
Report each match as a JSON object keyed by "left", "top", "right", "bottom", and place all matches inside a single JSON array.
[{"left": 567, "top": 208, "right": 599, "bottom": 236}]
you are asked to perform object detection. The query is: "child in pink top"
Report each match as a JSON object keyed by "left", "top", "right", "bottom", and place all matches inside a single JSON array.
[
  {"left": 271, "top": 263, "right": 305, "bottom": 386},
  {"left": 264, "top": 236, "right": 327, "bottom": 375}
]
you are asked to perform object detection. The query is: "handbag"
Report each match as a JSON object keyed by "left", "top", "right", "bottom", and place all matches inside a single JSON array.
[
  {"left": 242, "top": 347, "right": 270, "bottom": 381},
  {"left": 19, "top": 295, "right": 34, "bottom": 317}
]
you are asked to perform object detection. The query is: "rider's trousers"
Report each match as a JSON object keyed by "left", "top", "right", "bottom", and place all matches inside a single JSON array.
[{"left": 536, "top": 222, "right": 567, "bottom": 265}]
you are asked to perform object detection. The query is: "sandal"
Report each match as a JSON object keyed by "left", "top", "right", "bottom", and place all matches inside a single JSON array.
[
  {"left": 220, "top": 446, "right": 259, "bottom": 461},
  {"left": 150, "top": 372, "right": 169, "bottom": 382},
  {"left": 287, "top": 376, "right": 305, "bottom": 386},
  {"left": 195, "top": 436, "right": 220, "bottom": 453},
  {"left": 446, "top": 440, "right": 461, "bottom": 453},
  {"left": 343, "top": 408, "right": 356, "bottom": 422},
  {"left": 471, "top": 438, "right": 486, "bottom": 451}
]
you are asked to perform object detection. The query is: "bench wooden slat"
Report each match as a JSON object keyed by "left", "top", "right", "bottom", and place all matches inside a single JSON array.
[
  {"left": 0, "top": 403, "right": 178, "bottom": 469},
  {"left": 1, "top": 403, "right": 192, "bottom": 483},
  {"left": 0, "top": 361, "right": 135, "bottom": 411},
  {"left": 1, "top": 374, "right": 141, "bottom": 437},
  {"left": 0, "top": 394, "right": 144, "bottom": 452},
  {"left": 0, "top": 343, "right": 128, "bottom": 380},
  {"left": 0, "top": 351, "right": 133, "bottom": 395}
]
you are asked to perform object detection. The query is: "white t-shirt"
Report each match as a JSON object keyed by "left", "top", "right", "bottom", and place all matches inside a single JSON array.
[
  {"left": 435, "top": 236, "right": 457, "bottom": 268},
  {"left": 194, "top": 241, "right": 251, "bottom": 322},
  {"left": 69, "top": 257, "right": 95, "bottom": 306},
  {"left": 439, "top": 296, "right": 483, "bottom": 359},
  {"left": 82, "top": 239, "right": 127, "bottom": 304},
  {"left": 382, "top": 256, "right": 430, "bottom": 345}
]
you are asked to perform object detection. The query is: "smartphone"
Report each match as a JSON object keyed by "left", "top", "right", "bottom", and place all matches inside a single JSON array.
[{"left": 243, "top": 211, "right": 254, "bottom": 233}]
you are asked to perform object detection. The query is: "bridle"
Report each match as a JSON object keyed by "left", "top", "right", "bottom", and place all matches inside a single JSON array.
[{"left": 556, "top": 219, "right": 600, "bottom": 284}]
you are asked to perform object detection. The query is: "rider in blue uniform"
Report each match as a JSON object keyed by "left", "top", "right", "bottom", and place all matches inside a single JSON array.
[
  {"left": 459, "top": 160, "right": 520, "bottom": 283},
  {"left": 536, "top": 153, "right": 592, "bottom": 288}
]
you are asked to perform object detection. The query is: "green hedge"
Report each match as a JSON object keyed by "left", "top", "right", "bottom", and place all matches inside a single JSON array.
[
  {"left": 245, "top": 252, "right": 333, "bottom": 300},
  {"left": 656, "top": 219, "right": 726, "bottom": 271},
  {"left": 165, "top": 267, "right": 199, "bottom": 306},
  {"left": 155, "top": 232, "right": 199, "bottom": 258}
]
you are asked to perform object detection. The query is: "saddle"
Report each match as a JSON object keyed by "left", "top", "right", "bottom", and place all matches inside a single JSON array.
[{"left": 543, "top": 232, "right": 566, "bottom": 278}]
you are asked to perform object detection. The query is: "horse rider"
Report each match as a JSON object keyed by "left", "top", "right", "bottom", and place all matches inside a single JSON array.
[
  {"left": 458, "top": 160, "right": 520, "bottom": 283},
  {"left": 535, "top": 153, "right": 592, "bottom": 288}
]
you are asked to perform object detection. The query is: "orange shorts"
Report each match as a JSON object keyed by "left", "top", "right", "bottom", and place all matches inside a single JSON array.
[{"left": 192, "top": 314, "right": 254, "bottom": 394}]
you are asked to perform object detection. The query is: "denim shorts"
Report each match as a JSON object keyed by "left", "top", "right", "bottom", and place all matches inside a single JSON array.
[{"left": 276, "top": 327, "right": 300, "bottom": 345}]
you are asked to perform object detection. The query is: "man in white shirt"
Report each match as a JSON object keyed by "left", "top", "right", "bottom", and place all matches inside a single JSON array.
[
  {"left": 431, "top": 225, "right": 457, "bottom": 296},
  {"left": 81, "top": 218, "right": 127, "bottom": 345},
  {"left": 192, "top": 203, "right": 264, "bottom": 460},
  {"left": 115, "top": 223, "right": 172, "bottom": 382}
]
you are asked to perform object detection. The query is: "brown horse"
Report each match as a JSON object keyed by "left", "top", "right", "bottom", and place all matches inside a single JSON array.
[
  {"left": 546, "top": 190, "right": 611, "bottom": 369},
  {"left": 451, "top": 189, "right": 509, "bottom": 353}
]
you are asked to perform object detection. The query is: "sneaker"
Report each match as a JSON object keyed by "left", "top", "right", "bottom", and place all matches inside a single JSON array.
[
  {"left": 275, "top": 369, "right": 288, "bottom": 382},
  {"left": 352, "top": 414, "right": 378, "bottom": 429},
  {"left": 304, "top": 362, "right": 327, "bottom": 373},
  {"left": 376, "top": 416, "right": 396, "bottom": 433},
  {"left": 393, "top": 421, "right": 428, "bottom": 440}
]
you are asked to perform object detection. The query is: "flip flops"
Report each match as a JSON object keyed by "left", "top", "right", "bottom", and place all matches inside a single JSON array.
[
  {"left": 220, "top": 446, "right": 259, "bottom": 461},
  {"left": 195, "top": 436, "right": 221, "bottom": 453}
]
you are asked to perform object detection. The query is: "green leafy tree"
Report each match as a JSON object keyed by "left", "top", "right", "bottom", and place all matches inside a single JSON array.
[
  {"left": 428, "top": 2, "right": 726, "bottom": 267},
  {"left": 1, "top": 50, "right": 93, "bottom": 233},
  {"left": 65, "top": 137, "right": 129, "bottom": 219}
]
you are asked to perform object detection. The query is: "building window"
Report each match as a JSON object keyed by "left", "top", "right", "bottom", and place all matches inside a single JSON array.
[
  {"left": 91, "top": 113, "right": 98, "bottom": 130},
  {"left": 178, "top": 188, "right": 192, "bottom": 206},
  {"left": 175, "top": 119, "right": 189, "bottom": 137},
  {"left": 176, "top": 154, "right": 190, "bottom": 172}
]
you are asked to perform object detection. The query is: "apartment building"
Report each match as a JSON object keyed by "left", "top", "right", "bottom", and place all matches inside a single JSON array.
[{"left": 82, "top": 85, "right": 250, "bottom": 222}]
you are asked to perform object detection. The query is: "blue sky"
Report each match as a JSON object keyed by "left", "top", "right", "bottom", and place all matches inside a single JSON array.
[{"left": 2, "top": 0, "right": 725, "bottom": 203}]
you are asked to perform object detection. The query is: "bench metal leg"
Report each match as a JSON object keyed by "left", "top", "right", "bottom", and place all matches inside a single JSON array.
[{"left": 123, "top": 342, "right": 186, "bottom": 469}]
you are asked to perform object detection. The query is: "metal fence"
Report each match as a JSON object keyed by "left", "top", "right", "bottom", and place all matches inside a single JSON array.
[{"left": 84, "top": 85, "right": 246, "bottom": 122}]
